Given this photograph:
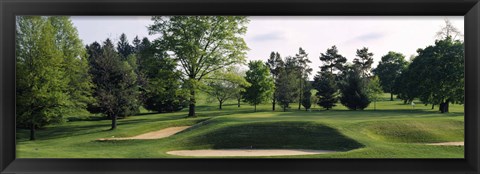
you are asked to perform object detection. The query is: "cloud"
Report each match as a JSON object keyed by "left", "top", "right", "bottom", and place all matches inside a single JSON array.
[
  {"left": 250, "top": 31, "right": 285, "bottom": 42},
  {"left": 352, "top": 32, "right": 385, "bottom": 42}
]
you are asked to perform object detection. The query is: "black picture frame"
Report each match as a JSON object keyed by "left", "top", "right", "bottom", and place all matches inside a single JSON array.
[{"left": 1, "top": 0, "right": 479, "bottom": 173}]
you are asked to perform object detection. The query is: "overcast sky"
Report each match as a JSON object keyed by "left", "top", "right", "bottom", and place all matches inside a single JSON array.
[{"left": 71, "top": 16, "right": 464, "bottom": 79}]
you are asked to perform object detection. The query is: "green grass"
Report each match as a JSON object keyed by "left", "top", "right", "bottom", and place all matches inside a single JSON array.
[{"left": 16, "top": 93, "right": 464, "bottom": 158}]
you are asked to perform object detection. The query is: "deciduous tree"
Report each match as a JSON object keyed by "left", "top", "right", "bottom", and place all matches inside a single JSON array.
[{"left": 149, "top": 16, "right": 249, "bottom": 117}]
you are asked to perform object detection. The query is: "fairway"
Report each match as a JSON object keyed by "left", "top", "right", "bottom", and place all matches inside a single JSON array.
[{"left": 16, "top": 94, "right": 464, "bottom": 158}]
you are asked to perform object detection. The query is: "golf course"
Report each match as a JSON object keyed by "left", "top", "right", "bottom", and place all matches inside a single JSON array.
[
  {"left": 15, "top": 16, "right": 464, "bottom": 159},
  {"left": 16, "top": 93, "right": 464, "bottom": 158}
]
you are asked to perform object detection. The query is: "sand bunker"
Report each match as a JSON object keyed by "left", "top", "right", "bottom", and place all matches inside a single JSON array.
[
  {"left": 426, "top": 141, "right": 464, "bottom": 146},
  {"left": 167, "top": 149, "right": 337, "bottom": 157},
  {"left": 98, "top": 126, "right": 190, "bottom": 141}
]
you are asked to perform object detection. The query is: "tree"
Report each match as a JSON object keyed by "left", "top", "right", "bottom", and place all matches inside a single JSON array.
[
  {"left": 319, "top": 45, "right": 347, "bottom": 75},
  {"left": 367, "top": 76, "right": 384, "bottom": 110},
  {"left": 353, "top": 47, "right": 374, "bottom": 77},
  {"left": 87, "top": 39, "right": 140, "bottom": 130},
  {"left": 48, "top": 16, "right": 95, "bottom": 114},
  {"left": 243, "top": 61, "right": 274, "bottom": 112},
  {"left": 406, "top": 37, "right": 464, "bottom": 113},
  {"left": 314, "top": 72, "right": 338, "bottom": 110},
  {"left": 133, "top": 37, "right": 187, "bottom": 113},
  {"left": 372, "top": 51, "right": 408, "bottom": 101},
  {"left": 436, "top": 18, "right": 463, "bottom": 41},
  {"left": 266, "top": 51, "right": 284, "bottom": 111},
  {"left": 314, "top": 46, "right": 346, "bottom": 110},
  {"left": 17, "top": 16, "right": 93, "bottom": 140},
  {"left": 295, "top": 47, "right": 312, "bottom": 110},
  {"left": 301, "top": 81, "right": 312, "bottom": 111},
  {"left": 202, "top": 67, "right": 250, "bottom": 110},
  {"left": 117, "top": 33, "right": 134, "bottom": 59},
  {"left": 276, "top": 57, "right": 299, "bottom": 112},
  {"left": 149, "top": 16, "right": 249, "bottom": 117},
  {"left": 339, "top": 67, "right": 371, "bottom": 110},
  {"left": 16, "top": 16, "right": 73, "bottom": 140}
]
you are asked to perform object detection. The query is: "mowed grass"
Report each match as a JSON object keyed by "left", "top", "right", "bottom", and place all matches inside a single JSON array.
[{"left": 16, "top": 93, "right": 464, "bottom": 158}]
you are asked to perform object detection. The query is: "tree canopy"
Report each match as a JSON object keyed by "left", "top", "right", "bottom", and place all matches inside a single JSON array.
[{"left": 148, "top": 16, "right": 249, "bottom": 117}]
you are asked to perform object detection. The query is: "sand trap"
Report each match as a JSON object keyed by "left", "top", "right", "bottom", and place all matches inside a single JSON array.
[
  {"left": 97, "top": 126, "right": 191, "bottom": 141},
  {"left": 167, "top": 149, "right": 337, "bottom": 157},
  {"left": 426, "top": 141, "right": 464, "bottom": 146}
]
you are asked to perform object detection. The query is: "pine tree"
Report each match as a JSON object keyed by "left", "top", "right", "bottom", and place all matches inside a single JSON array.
[
  {"left": 353, "top": 47, "right": 374, "bottom": 77},
  {"left": 339, "top": 67, "right": 371, "bottom": 110},
  {"left": 314, "top": 72, "right": 338, "bottom": 110},
  {"left": 87, "top": 39, "right": 140, "bottom": 130}
]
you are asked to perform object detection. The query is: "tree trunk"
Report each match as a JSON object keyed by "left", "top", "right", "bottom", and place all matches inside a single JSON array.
[
  {"left": 445, "top": 99, "right": 450, "bottom": 113},
  {"left": 219, "top": 101, "right": 223, "bottom": 110},
  {"left": 374, "top": 100, "right": 376, "bottom": 111},
  {"left": 431, "top": 104, "right": 435, "bottom": 110},
  {"left": 30, "top": 122, "right": 35, "bottom": 141},
  {"left": 390, "top": 93, "right": 393, "bottom": 101},
  {"left": 272, "top": 93, "right": 276, "bottom": 111},
  {"left": 283, "top": 105, "right": 286, "bottom": 112},
  {"left": 254, "top": 104, "right": 257, "bottom": 112},
  {"left": 237, "top": 98, "right": 241, "bottom": 107},
  {"left": 188, "top": 88, "right": 196, "bottom": 117},
  {"left": 298, "top": 81, "right": 302, "bottom": 110},
  {"left": 111, "top": 114, "right": 117, "bottom": 130}
]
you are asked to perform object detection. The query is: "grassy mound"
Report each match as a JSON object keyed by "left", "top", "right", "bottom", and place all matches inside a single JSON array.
[
  {"left": 364, "top": 120, "right": 464, "bottom": 143},
  {"left": 177, "top": 121, "right": 363, "bottom": 151}
]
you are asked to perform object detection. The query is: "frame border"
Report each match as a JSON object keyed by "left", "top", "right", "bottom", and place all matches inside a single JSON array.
[{"left": 1, "top": 0, "right": 479, "bottom": 173}]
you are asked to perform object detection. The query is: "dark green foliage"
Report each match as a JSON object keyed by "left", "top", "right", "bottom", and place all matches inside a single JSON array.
[
  {"left": 314, "top": 72, "right": 338, "bottom": 110},
  {"left": 295, "top": 47, "right": 313, "bottom": 110},
  {"left": 86, "top": 39, "right": 140, "bottom": 129},
  {"left": 266, "top": 51, "right": 284, "bottom": 111},
  {"left": 117, "top": 33, "right": 134, "bottom": 59},
  {"left": 398, "top": 37, "right": 464, "bottom": 113},
  {"left": 135, "top": 37, "right": 187, "bottom": 113},
  {"left": 275, "top": 56, "right": 299, "bottom": 112},
  {"left": 314, "top": 46, "right": 346, "bottom": 110},
  {"left": 353, "top": 47, "right": 374, "bottom": 77},
  {"left": 301, "top": 82, "right": 312, "bottom": 111},
  {"left": 339, "top": 67, "right": 371, "bottom": 110},
  {"left": 319, "top": 45, "right": 347, "bottom": 74},
  {"left": 243, "top": 61, "right": 274, "bottom": 112},
  {"left": 372, "top": 51, "right": 408, "bottom": 101}
]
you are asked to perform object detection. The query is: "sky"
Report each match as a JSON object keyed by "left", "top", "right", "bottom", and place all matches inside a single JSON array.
[{"left": 71, "top": 16, "right": 464, "bottom": 79}]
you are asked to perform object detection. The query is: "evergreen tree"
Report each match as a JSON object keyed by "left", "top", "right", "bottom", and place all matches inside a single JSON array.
[
  {"left": 314, "top": 46, "right": 346, "bottom": 110},
  {"left": 266, "top": 51, "right": 284, "bottom": 111},
  {"left": 314, "top": 72, "right": 338, "bottom": 110},
  {"left": 295, "top": 47, "right": 312, "bottom": 110},
  {"left": 117, "top": 33, "right": 134, "bottom": 59},
  {"left": 353, "top": 47, "right": 374, "bottom": 77},
  {"left": 319, "top": 45, "right": 347, "bottom": 75},
  {"left": 301, "top": 81, "right": 312, "bottom": 111},
  {"left": 276, "top": 57, "right": 299, "bottom": 112},
  {"left": 87, "top": 39, "right": 140, "bottom": 130},
  {"left": 339, "top": 67, "right": 371, "bottom": 110}
]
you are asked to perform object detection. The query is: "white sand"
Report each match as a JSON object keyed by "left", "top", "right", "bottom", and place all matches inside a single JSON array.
[
  {"left": 167, "top": 149, "right": 337, "bottom": 157},
  {"left": 426, "top": 141, "right": 464, "bottom": 146},
  {"left": 97, "top": 126, "right": 190, "bottom": 141}
]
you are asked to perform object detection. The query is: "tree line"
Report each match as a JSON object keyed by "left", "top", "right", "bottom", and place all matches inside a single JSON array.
[{"left": 16, "top": 16, "right": 464, "bottom": 141}]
